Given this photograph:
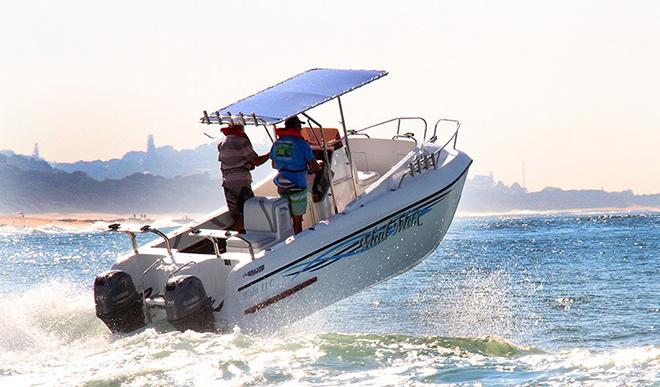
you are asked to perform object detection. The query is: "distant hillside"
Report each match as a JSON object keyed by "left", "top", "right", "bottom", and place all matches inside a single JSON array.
[
  {"left": 49, "top": 137, "right": 271, "bottom": 181},
  {"left": 52, "top": 142, "right": 222, "bottom": 181},
  {"left": 1, "top": 146, "right": 658, "bottom": 215},
  {"left": 459, "top": 174, "right": 660, "bottom": 213},
  {"left": 0, "top": 152, "right": 223, "bottom": 213}
]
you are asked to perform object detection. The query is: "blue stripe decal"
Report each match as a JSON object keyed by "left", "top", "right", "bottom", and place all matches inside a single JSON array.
[
  {"left": 236, "top": 163, "right": 470, "bottom": 293},
  {"left": 282, "top": 191, "right": 448, "bottom": 278}
]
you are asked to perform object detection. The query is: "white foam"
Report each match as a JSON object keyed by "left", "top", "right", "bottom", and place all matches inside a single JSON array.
[
  {"left": 0, "top": 225, "right": 37, "bottom": 237},
  {"left": 0, "top": 214, "right": 195, "bottom": 237},
  {"left": 0, "top": 224, "right": 103, "bottom": 237},
  {"left": 517, "top": 345, "right": 660, "bottom": 385},
  {"left": 0, "top": 281, "right": 107, "bottom": 355}
]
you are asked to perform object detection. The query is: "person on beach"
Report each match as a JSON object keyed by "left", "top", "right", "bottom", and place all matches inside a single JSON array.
[
  {"left": 217, "top": 123, "right": 269, "bottom": 232},
  {"left": 270, "top": 116, "right": 321, "bottom": 234}
]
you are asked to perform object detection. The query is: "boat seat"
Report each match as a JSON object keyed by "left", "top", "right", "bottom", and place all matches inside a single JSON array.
[
  {"left": 357, "top": 170, "right": 380, "bottom": 186},
  {"left": 301, "top": 127, "right": 343, "bottom": 151},
  {"left": 226, "top": 197, "right": 294, "bottom": 254},
  {"left": 228, "top": 231, "right": 277, "bottom": 251}
]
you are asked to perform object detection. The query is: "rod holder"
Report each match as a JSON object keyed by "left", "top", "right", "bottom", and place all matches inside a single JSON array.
[
  {"left": 140, "top": 225, "right": 175, "bottom": 262},
  {"left": 190, "top": 229, "right": 255, "bottom": 260},
  {"left": 107, "top": 223, "right": 138, "bottom": 254}
]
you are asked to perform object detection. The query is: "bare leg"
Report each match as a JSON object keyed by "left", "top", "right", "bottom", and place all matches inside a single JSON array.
[{"left": 292, "top": 215, "right": 303, "bottom": 234}]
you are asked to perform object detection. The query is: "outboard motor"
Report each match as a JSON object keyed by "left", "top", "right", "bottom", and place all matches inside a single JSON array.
[
  {"left": 94, "top": 270, "right": 146, "bottom": 333},
  {"left": 164, "top": 275, "right": 215, "bottom": 332}
]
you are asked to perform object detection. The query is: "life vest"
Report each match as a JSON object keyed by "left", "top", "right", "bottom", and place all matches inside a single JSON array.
[
  {"left": 275, "top": 128, "right": 305, "bottom": 140},
  {"left": 221, "top": 125, "right": 250, "bottom": 140}
]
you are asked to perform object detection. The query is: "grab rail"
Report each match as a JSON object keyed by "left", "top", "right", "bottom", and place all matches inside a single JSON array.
[
  {"left": 352, "top": 117, "right": 428, "bottom": 141},
  {"left": 107, "top": 223, "right": 174, "bottom": 261},
  {"left": 167, "top": 261, "right": 196, "bottom": 280},
  {"left": 431, "top": 118, "right": 460, "bottom": 149},
  {"left": 392, "top": 132, "right": 418, "bottom": 145},
  {"left": 107, "top": 223, "right": 139, "bottom": 254},
  {"left": 139, "top": 254, "right": 194, "bottom": 322},
  {"left": 390, "top": 118, "right": 461, "bottom": 191},
  {"left": 140, "top": 225, "right": 174, "bottom": 261},
  {"left": 345, "top": 129, "right": 370, "bottom": 139},
  {"left": 107, "top": 223, "right": 179, "bottom": 322},
  {"left": 190, "top": 229, "right": 255, "bottom": 261},
  {"left": 140, "top": 256, "right": 165, "bottom": 322}
]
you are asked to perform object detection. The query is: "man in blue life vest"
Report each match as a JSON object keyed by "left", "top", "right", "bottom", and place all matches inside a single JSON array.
[{"left": 270, "top": 116, "right": 321, "bottom": 234}]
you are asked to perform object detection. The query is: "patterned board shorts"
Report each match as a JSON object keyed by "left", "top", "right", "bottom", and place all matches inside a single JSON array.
[
  {"left": 223, "top": 183, "right": 255, "bottom": 220},
  {"left": 277, "top": 186, "right": 308, "bottom": 216}
]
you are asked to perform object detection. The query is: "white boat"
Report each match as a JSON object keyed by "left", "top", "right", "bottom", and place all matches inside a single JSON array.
[{"left": 93, "top": 69, "right": 473, "bottom": 334}]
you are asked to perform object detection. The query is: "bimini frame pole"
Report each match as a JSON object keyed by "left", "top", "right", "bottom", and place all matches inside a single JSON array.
[
  {"left": 302, "top": 112, "right": 339, "bottom": 214},
  {"left": 251, "top": 112, "right": 275, "bottom": 144},
  {"left": 337, "top": 96, "right": 359, "bottom": 198}
]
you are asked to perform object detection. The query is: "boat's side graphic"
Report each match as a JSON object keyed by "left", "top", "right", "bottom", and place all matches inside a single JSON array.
[
  {"left": 236, "top": 166, "right": 469, "bottom": 294},
  {"left": 282, "top": 193, "right": 447, "bottom": 278},
  {"left": 229, "top": 168, "right": 469, "bottom": 326}
]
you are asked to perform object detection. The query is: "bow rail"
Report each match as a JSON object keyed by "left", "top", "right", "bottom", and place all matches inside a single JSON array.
[{"left": 390, "top": 117, "right": 462, "bottom": 190}]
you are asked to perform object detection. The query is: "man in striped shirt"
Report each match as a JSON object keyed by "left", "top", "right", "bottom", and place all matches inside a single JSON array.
[{"left": 218, "top": 124, "right": 269, "bottom": 232}]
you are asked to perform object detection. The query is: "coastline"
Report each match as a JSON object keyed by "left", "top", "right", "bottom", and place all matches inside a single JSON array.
[
  {"left": 1, "top": 206, "right": 657, "bottom": 230},
  {"left": 0, "top": 212, "right": 202, "bottom": 230},
  {"left": 456, "top": 205, "right": 660, "bottom": 218}
]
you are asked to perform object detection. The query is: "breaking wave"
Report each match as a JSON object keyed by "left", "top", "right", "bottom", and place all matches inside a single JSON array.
[
  {"left": 0, "top": 216, "right": 189, "bottom": 237},
  {"left": 0, "top": 282, "right": 657, "bottom": 386}
]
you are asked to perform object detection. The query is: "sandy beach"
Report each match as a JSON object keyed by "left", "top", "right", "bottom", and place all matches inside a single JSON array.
[{"left": 0, "top": 212, "right": 200, "bottom": 230}]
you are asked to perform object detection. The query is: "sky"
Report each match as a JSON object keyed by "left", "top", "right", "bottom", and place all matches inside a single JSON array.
[{"left": 1, "top": 0, "right": 659, "bottom": 194}]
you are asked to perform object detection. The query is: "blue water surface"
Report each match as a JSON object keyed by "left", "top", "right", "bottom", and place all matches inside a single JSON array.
[
  {"left": 0, "top": 212, "right": 657, "bottom": 386},
  {"left": 318, "top": 213, "right": 659, "bottom": 351}
]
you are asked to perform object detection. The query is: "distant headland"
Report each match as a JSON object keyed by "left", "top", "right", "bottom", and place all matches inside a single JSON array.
[
  {"left": 1, "top": 137, "right": 658, "bottom": 215},
  {"left": 459, "top": 174, "right": 659, "bottom": 215}
]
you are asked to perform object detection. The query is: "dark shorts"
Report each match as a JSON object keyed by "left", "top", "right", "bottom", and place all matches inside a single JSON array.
[{"left": 223, "top": 183, "right": 254, "bottom": 220}]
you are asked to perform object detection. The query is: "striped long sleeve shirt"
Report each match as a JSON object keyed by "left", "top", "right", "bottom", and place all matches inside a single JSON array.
[{"left": 217, "top": 135, "right": 259, "bottom": 186}]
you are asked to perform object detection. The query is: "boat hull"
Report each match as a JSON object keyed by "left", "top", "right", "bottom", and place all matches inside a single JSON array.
[
  {"left": 221, "top": 157, "right": 470, "bottom": 333},
  {"left": 98, "top": 146, "right": 471, "bottom": 335}
]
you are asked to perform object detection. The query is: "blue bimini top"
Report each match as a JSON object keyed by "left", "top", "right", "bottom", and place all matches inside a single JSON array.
[{"left": 202, "top": 68, "right": 388, "bottom": 126}]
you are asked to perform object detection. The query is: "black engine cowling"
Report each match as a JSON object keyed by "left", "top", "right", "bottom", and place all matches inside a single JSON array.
[
  {"left": 94, "top": 270, "right": 146, "bottom": 333},
  {"left": 165, "top": 275, "right": 215, "bottom": 332}
]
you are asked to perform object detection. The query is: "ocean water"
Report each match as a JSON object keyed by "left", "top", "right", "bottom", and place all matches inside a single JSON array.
[{"left": 0, "top": 212, "right": 657, "bottom": 386}]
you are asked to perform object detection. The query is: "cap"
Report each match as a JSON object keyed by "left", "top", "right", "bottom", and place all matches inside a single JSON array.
[
  {"left": 224, "top": 123, "right": 244, "bottom": 129},
  {"left": 221, "top": 123, "right": 244, "bottom": 136},
  {"left": 284, "top": 116, "right": 304, "bottom": 129}
]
